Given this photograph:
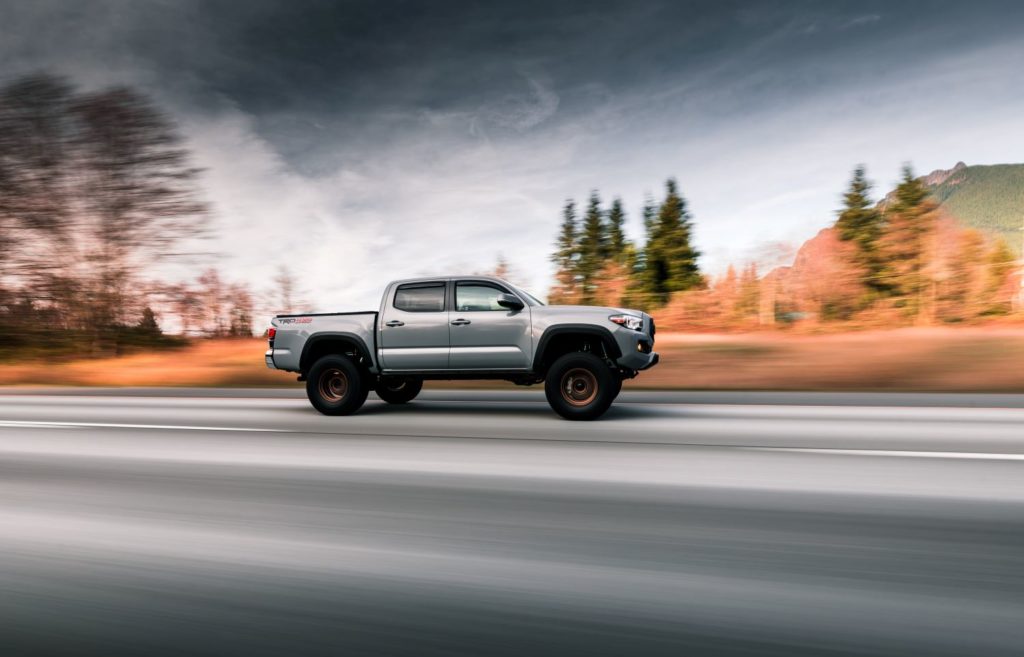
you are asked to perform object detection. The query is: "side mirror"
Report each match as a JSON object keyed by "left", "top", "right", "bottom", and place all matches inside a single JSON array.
[{"left": 497, "top": 293, "right": 524, "bottom": 311}]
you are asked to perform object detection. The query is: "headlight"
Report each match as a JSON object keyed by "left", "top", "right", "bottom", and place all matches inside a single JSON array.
[{"left": 608, "top": 314, "right": 643, "bottom": 331}]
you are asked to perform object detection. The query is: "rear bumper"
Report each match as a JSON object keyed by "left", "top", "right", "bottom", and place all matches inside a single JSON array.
[{"left": 265, "top": 349, "right": 276, "bottom": 369}]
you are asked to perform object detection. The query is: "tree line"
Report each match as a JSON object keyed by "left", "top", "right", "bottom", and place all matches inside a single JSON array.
[
  {"left": 549, "top": 179, "right": 704, "bottom": 308},
  {"left": 548, "top": 166, "right": 1019, "bottom": 329},
  {"left": 0, "top": 73, "right": 253, "bottom": 358},
  {"left": 825, "top": 164, "right": 1016, "bottom": 324}
]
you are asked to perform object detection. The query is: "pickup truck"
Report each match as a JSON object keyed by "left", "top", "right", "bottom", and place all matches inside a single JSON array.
[{"left": 265, "top": 276, "right": 658, "bottom": 420}]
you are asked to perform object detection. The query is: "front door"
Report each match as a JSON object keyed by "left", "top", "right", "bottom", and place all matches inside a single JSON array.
[
  {"left": 379, "top": 281, "right": 449, "bottom": 370},
  {"left": 448, "top": 280, "right": 532, "bottom": 369}
]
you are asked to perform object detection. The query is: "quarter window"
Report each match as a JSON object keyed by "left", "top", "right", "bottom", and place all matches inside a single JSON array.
[
  {"left": 456, "top": 283, "right": 511, "bottom": 311},
  {"left": 394, "top": 283, "right": 445, "bottom": 312}
]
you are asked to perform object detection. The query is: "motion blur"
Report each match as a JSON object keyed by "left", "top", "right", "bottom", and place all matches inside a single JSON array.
[{"left": 2, "top": 1, "right": 1024, "bottom": 655}]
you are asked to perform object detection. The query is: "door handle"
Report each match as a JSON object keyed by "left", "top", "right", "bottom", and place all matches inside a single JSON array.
[
  {"left": 385, "top": 320, "right": 404, "bottom": 327},
  {"left": 450, "top": 318, "right": 471, "bottom": 326}
]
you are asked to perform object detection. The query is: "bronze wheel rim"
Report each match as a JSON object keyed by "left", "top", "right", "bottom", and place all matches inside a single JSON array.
[
  {"left": 318, "top": 368, "right": 349, "bottom": 403},
  {"left": 561, "top": 368, "right": 598, "bottom": 407}
]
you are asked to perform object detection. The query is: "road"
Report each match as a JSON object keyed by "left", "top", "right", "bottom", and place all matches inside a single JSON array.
[{"left": 0, "top": 389, "right": 1022, "bottom": 656}]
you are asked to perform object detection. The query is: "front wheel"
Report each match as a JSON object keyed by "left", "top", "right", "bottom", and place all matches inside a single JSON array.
[
  {"left": 544, "top": 352, "right": 617, "bottom": 420},
  {"left": 306, "top": 355, "right": 369, "bottom": 416},
  {"left": 374, "top": 377, "right": 423, "bottom": 404}
]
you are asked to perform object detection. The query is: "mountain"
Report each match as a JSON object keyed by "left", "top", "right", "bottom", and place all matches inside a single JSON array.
[{"left": 923, "top": 162, "right": 1024, "bottom": 253}]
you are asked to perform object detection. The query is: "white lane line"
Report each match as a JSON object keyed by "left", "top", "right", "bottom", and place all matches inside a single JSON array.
[
  {"left": 0, "top": 420, "right": 287, "bottom": 433},
  {"left": 748, "top": 447, "right": 1024, "bottom": 461}
]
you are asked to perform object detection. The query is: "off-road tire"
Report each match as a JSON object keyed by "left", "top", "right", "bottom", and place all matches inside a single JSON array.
[
  {"left": 609, "top": 375, "right": 623, "bottom": 400},
  {"left": 374, "top": 377, "right": 423, "bottom": 404},
  {"left": 306, "top": 355, "right": 369, "bottom": 416},
  {"left": 544, "top": 352, "right": 617, "bottom": 420}
]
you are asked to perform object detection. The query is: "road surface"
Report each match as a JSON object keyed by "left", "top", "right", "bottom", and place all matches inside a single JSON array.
[{"left": 0, "top": 389, "right": 1022, "bottom": 656}]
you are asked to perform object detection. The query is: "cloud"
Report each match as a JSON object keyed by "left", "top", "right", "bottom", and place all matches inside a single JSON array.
[
  {"left": 482, "top": 76, "right": 560, "bottom": 132},
  {"left": 171, "top": 107, "right": 384, "bottom": 313},
  {"left": 842, "top": 14, "right": 882, "bottom": 30},
  {"left": 4, "top": 0, "right": 1024, "bottom": 315}
]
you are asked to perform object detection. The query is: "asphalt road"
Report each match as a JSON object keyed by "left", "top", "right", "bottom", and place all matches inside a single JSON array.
[{"left": 1, "top": 389, "right": 1022, "bottom": 656}]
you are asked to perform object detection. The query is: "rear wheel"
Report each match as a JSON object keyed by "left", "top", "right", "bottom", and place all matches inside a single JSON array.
[
  {"left": 306, "top": 355, "right": 368, "bottom": 416},
  {"left": 544, "top": 352, "right": 617, "bottom": 420},
  {"left": 374, "top": 377, "right": 423, "bottom": 404}
]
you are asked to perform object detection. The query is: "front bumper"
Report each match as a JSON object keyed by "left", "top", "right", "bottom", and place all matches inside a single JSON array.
[{"left": 613, "top": 336, "right": 659, "bottom": 371}]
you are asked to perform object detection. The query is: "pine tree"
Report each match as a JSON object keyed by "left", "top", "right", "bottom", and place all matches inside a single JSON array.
[
  {"left": 576, "top": 191, "right": 607, "bottom": 303},
  {"left": 880, "top": 165, "right": 938, "bottom": 320},
  {"left": 642, "top": 196, "right": 656, "bottom": 235},
  {"left": 835, "top": 165, "right": 886, "bottom": 295},
  {"left": 549, "top": 200, "right": 579, "bottom": 303},
  {"left": 607, "top": 197, "right": 627, "bottom": 261},
  {"left": 137, "top": 307, "right": 160, "bottom": 334},
  {"left": 642, "top": 179, "right": 702, "bottom": 304}
]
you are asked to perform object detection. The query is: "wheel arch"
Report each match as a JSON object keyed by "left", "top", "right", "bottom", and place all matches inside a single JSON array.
[
  {"left": 532, "top": 324, "right": 621, "bottom": 375},
  {"left": 300, "top": 333, "right": 374, "bottom": 374}
]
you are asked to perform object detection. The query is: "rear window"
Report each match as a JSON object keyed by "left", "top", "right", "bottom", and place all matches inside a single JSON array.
[{"left": 394, "top": 283, "right": 445, "bottom": 312}]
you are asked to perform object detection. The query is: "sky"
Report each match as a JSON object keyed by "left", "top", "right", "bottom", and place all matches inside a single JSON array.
[{"left": 3, "top": 0, "right": 1024, "bottom": 312}]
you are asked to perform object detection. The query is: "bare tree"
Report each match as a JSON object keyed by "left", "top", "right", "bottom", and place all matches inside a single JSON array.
[
  {"left": 0, "top": 73, "right": 209, "bottom": 353},
  {"left": 273, "top": 265, "right": 297, "bottom": 314},
  {"left": 227, "top": 283, "right": 254, "bottom": 337},
  {"left": 72, "top": 86, "right": 208, "bottom": 329}
]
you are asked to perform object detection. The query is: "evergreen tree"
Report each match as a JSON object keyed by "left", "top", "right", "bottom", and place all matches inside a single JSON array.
[
  {"left": 553, "top": 200, "right": 577, "bottom": 266},
  {"left": 607, "top": 197, "right": 627, "bottom": 261},
  {"left": 137, "top": 307, "right": 160, "bottom": 335},
  {"left": 881, "top": 165, "right": 938, "bottom": 320},
  {"left": 642, "top": 196, "right": 656, "bottom": 235},
  {"left": 549, "top": 200, "right": 579, "bottom": 303},
  {"left": 642, "top": 179, "right": 702, "bottom": 304},
  {"left": 576, "top": 191, "right": 607, "bottom": 303},
  {"left": 835, "top": 165, "right": 887, "bottom": 295}
]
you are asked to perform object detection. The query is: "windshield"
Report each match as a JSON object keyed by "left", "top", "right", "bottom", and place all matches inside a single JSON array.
[{"left": 514, "top": 286, "right": 545, "bottom": 307}]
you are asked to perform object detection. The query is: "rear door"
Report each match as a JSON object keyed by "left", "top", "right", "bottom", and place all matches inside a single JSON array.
[
  {"left": 379, "top": 281, "right": 449, "bottom": 370},
  {"left": 448, "top": 280, "right": 532, "bottom": 369}
]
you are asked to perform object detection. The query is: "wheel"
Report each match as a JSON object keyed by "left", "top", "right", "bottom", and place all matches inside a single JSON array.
[
  {"left": 544, "top": 352, "right": 617, "bottom": 420},
  {"left": 374, "top": 377, "right": 423, "bottom": 404},
  {"left": 609, "top": 375, "right": 623, "bottom": 400},
  {"left": 305, "top": 355, "right": 369, "bottom": 416}
]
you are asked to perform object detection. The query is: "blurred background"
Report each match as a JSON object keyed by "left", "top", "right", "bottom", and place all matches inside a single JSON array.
[
  {"left": 3, "top": 4, "right": 1024, "bottom": 657},
  {"left": 2, "top": 1, "right": 1024, "bottom": 391}
]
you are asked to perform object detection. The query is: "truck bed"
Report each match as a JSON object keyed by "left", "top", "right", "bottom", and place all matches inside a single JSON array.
[{"left": 268, "top": 311, "right": 378, "bottom": 373}]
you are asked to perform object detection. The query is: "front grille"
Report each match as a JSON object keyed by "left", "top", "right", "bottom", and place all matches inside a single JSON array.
[{"left": 648, "top": 317, "right": 656, "bottom": 342}]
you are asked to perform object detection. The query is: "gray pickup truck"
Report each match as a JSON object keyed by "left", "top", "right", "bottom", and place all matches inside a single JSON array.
[{"left": 266, "top": 276, "right": 658, "bottom": 420}]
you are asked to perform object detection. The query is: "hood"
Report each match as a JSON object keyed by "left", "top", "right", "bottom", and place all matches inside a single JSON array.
[{"left": 531, "top": 305, "right": 649, "bottom": 326}]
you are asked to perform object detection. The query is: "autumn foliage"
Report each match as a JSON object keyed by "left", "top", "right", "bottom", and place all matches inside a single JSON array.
[{"left": 551, "top": 165, "right": 1021, "bottom": 331}]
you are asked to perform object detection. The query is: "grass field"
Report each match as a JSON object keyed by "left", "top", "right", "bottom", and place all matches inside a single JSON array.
[{"left": 3, "top": 328, "right": 1024, "bottom": 392}]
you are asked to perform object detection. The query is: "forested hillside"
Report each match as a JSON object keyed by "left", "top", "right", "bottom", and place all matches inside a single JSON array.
[{"left": 928, "top": 163, "right": 1024, "bottom": 253}]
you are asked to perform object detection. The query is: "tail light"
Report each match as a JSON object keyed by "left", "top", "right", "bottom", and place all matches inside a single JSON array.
[{"left": 268, "top": 327, "right": 276, "bottom": 345}]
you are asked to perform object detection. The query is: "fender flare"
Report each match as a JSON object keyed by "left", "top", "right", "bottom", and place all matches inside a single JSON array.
[
  {"left": 531, "top": 324, "right": 622, "bottom": 373},
  {"left": 300, "top": 332, "right": 375, "bottom": 372}
]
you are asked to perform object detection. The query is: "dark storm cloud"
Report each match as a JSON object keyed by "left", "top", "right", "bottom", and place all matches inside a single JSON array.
[
  {"left": 3, "top": 0, "right": 1024, "bottom": 306},
  {"left": 8, "top": 0, "right": 1022, "bottom": 160}
]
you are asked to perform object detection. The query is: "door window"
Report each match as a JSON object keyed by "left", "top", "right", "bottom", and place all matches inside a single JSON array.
[
  {"left": 394, "top": 283, "right": 445, "bottom": 312},
  {"left": 456, "top": 283, "right": 511, "bottom": 311}
]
